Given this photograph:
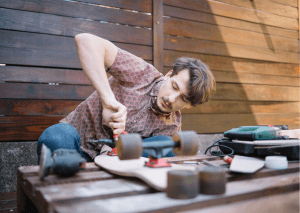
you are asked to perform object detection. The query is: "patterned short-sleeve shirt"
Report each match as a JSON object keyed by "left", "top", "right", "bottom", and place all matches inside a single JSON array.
[{"left": 60, "top": 48, "right": 181, "bottom": 159}]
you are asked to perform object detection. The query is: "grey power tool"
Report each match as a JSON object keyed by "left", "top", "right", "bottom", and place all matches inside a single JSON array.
[{"left": 39, "top": 144, "right": 86, "bottom": 180}]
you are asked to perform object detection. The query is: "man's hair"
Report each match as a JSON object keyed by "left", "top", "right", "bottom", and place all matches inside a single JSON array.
[{"left": 171, "top": 57, "right": 216, "bottom": 105}]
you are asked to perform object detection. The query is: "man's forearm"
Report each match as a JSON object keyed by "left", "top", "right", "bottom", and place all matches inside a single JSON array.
[{"left": 75, "top": 33, "right": 117, "bottom": 105}]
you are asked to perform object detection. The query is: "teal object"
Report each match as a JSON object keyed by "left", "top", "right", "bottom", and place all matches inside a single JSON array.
[{"left": 224, "top": 126, "right": 278, "bottom": 141}]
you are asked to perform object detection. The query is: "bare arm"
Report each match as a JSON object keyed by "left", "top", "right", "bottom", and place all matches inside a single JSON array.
[{"left": 75, "top": 33, "right": 126, "bottom": 135}]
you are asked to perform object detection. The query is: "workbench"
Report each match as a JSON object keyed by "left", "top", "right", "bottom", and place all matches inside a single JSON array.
[{"left": 17, "top": 155, "right": 299, "bottom": 213}]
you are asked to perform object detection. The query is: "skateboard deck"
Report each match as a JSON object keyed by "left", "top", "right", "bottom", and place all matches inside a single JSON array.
[{"left": 94, "top": 155, "right": 196, "bottom": 191}]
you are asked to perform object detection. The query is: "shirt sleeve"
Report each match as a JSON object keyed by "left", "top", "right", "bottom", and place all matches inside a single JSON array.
[{"left": 107, "top": 48, "right": 163, "bottom": 87}]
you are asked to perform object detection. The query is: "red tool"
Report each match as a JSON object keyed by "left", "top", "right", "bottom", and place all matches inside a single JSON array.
[{"left": 108, "top": 131, "right": 128, "bottom": 156}]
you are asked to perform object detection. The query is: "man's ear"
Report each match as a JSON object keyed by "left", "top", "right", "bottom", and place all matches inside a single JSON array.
[{"left": 163, "top": 70, "right": 173, "bottom": 80}]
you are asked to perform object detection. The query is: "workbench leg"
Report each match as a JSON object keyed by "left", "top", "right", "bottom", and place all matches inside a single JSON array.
[{"left": 17, "top": 183, "right": 38, "bottom": 213}]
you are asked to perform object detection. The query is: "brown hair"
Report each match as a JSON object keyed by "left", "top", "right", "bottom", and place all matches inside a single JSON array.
[{"left": 172, "top": 57, "right": 216, "bottom": 105}]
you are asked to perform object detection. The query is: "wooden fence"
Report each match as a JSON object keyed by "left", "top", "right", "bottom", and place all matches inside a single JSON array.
[{"left": 0, "top": 0, "right": 299, "bottom": 142}]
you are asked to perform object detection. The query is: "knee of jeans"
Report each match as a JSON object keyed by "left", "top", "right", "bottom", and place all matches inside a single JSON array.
[{"left": 37, "top": 123, "right": 80, "bottom": 153}]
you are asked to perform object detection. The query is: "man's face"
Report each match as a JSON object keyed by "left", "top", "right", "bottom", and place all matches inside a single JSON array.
[{"left": 157, "top": 69, "right": 192, "bottom": 112}]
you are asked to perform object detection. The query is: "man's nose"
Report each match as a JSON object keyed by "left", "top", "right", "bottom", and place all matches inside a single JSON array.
[{"left": 168, "top": 92, "right": 180, "bottom": 103}]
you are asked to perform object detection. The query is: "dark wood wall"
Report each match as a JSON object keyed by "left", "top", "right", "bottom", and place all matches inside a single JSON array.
[{"left": 0, "top": 0, "right": 299, "bottom": 142}]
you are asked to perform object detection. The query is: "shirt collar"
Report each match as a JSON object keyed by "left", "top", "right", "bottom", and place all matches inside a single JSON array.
[{"left": 148, "top": 78, "right": 172, "bottom": 118}]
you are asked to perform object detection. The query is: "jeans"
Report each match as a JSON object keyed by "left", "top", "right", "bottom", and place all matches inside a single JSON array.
[{"left": 37, "top": 123, "right": 175, "bottom": 164}]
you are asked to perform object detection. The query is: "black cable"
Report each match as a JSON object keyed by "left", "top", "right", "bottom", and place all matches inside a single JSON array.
[{"left": 204, "top": 138, "right": 234, "bottom": 157}]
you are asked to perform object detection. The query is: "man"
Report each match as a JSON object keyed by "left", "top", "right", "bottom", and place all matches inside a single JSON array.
[{"left": 37, "top": 33, "right": 216, "bottom": 162}]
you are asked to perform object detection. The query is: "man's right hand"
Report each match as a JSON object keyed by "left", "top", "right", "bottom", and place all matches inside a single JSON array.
[{"left": 102, "top": 98, "right": 127, "bottom": 136}]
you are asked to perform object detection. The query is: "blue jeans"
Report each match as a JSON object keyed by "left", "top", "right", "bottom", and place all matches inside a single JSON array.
[{"left": 37, "top": 123, "right": 175, "bottom": 163}]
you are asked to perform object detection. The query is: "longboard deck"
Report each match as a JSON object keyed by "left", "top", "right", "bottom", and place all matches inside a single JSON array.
[{"left": 94, "top": 155, "right": 196, "bottom": 191}]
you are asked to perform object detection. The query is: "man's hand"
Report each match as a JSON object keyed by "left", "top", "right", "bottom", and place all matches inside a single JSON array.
[{"left": 102, "top": 98, "right": 127, "bottom": 136}]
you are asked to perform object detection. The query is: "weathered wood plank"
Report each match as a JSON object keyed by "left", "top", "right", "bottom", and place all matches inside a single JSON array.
[
  {"left": 0, "top": 116, "right": 63, "bottom": 141},
  {"left": 0, "top": 100, "right": 81, "bottom": 116},
  {"left": 0, "top": 46, "right": 152, "bottom": 68},
  {"left": 26, "top": 171, "right": 115, "bottom": 190},
  {"left": 163, "top": 20, "right": 298, "bottom": 54},
  {"left": 37, "top": 178, "right": 153, "bottom": 213},
  {"left": 0, "top": 8, "right": 152, "bottom": 46},
  {"left": 163, "top": 0, "right": 298, "bottom": 30},
  {"left": 270, "top": 0, "right": 297, "bottom": 7},
  {"left": 184, "top": 191, "right": 299, "bottom": 213},
  {"left": 0, "top": 46, "right": 81, "bottom": 68},
  {"left": 181, "top": 100, "right": 300, "bottom": 114},
  {"left": 181, "top": 113, "right": 300, "bottom": 133},
  {"left": 53, "top": 172, "right": 299, "bottom": 212},
  {"left": 212, "top": 83, "right": 299, "bottom": 101},
  {"left": 164, "top": 50, "right": 299, "bottom": 77},
  {"left": 1, "top": 82, "right": 298, "bottom": 101},
  {"left": 0, "top": 83, "right": 94, "bottom": 99},
  {"left": 216, "top": 0, "right": 298, "bottom": 19},
  {"left": 0, "top": 0, "right": 152, "bottom": 28},
  {"left": 2, "top": 99, "right": 298, "bottom": 116},
  {"left": 79, "top": 0, "right": 152, "bottom": 13},
  {"left": 18, "top": 163, "right": 100, "bottom": 181},
  {"left": 0, "top": 66, "right": 90, "bottom": 85},
  {"left": 164, "top": 5, "right": 298, "bottom": 40},
  {"left": 163, "top": 67, "right": 300, "bottom": 87},
  {"left": 153, "top": 0, "right": 164, "bottom": 71},
  {"left": 0, "top": 29, "right": 153, "bottom": 60}
]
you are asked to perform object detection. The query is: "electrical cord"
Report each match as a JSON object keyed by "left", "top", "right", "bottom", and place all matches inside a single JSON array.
[{"left": 204, "top": 138, "right": 234, "bottom": 157}]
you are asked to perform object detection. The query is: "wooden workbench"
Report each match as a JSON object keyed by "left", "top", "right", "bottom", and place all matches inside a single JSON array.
[{"left": 17, "top": 155, "right": 299, "bottom": 213}]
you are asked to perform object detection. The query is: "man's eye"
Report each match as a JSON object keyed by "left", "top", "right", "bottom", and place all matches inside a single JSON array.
[
  {"left": 182, "top": 96, "right": 187, "bottom": 102},
  {"left": 172, "top": 84, "right": 177, "bottom": 90}
]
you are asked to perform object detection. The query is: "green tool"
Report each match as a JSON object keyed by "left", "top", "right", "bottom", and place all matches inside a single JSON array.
[{"left": 224, "top": 126, "right": 289, "bottom": 141}]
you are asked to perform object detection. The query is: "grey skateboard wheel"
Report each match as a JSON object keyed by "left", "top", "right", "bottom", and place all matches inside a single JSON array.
[
  {"left": 117, "top": 133, "right": 143, "bottom": 160},
  {"left": 199, "top": 166, "right": 226, "bottom": 194},
  {"left": 172, "top": 131, "right": 199, "bottom": 156},
  {"left": 167, "top": 170, "right": 199, "bottom": 199}
]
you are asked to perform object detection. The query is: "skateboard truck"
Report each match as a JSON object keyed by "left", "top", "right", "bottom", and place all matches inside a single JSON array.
[
  {"left": 89, "top": 131, "right": 128, "bottom": 156},
  {"left": 117, "top": 131, "right": 199, "bottom": 168}
]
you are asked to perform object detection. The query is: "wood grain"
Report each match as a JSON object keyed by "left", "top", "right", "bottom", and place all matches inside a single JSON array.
[
  {"left": 181, "top": 113, "right": 300, "bottom": 133},
  {"left": 216, "top": 0, "right": 298, "bottom": 19},
  {"left": 0, "top": 8, "right": 152, "bottom": 46},
  {"left": 164, "top": 35, "right": 298, "bottom": 64},
  {"left": 78, "top": 0, "right": 152, "bottom": 13},
  {"left": 0, "top": 29, "right": 153, "bottom": 60},
  {"left": 164, "top": 50, "right": 299, "bottom": 77},
  {"left": 0, "top": 83, "right": 94, "bottom": 100},
  {"left": 0, "top": 116, "right": 63, "bottom": 141},
  {"left": 53, "top": 172, "right": 299, "bottom": 212},
  {"left": 153, "top": 0, "right": 164, "bottom": 72},
  {"left": 163, "top": 0, "right": 298, "bottom": 30},
  {"left": 180, "top": 100, "right": 300, "bottom": 114},
  {"left": 0, "top": 100, "right": 81, "bottom": 116},
  {"left": 163, "top": 67, "right": 300, "bottom": 87},
  {"left": 164, "top": 5, "right": 298, "bottom": 40},
  {"left": 0, "top": 66, "right": 90, "bottom": 85},
  {"left": 270, "top": 0, "right": 298, "bottom": 7},
  {"left": 0, "top": 0, "right": 152, "bottom": 28},
  {"left": 164, "top": 18, "right": 299, "bottom": 54},
  {"left": 184, "top": 191, "right": 299, "bottom": 213}
]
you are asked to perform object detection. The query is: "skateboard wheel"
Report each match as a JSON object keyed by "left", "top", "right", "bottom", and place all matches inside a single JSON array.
[
  {"left": 116, "top": 134, "right": 143, "bottom": 160},
  {"left": 167, "top": 170, "right": 199, "bottom": 199},
  {"left": 172, "top": 131, "right": 199, "bottom": 156},
  {"left": 199, "top": 166, "right": 226, "bottom": 194}
]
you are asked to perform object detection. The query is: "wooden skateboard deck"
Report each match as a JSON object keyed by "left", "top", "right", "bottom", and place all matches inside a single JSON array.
[{"left": 94, "top": 155, "right": 196, "bottom": 191}]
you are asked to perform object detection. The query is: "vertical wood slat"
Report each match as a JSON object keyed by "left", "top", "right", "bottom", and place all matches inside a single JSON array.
[{"left": 153, "top": 0, "right": 164, "bottom": 72}]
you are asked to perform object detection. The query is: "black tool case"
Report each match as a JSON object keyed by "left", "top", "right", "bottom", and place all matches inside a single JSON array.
[{"left": 219, "top": 138, "right": 299, "bottom": 160}]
